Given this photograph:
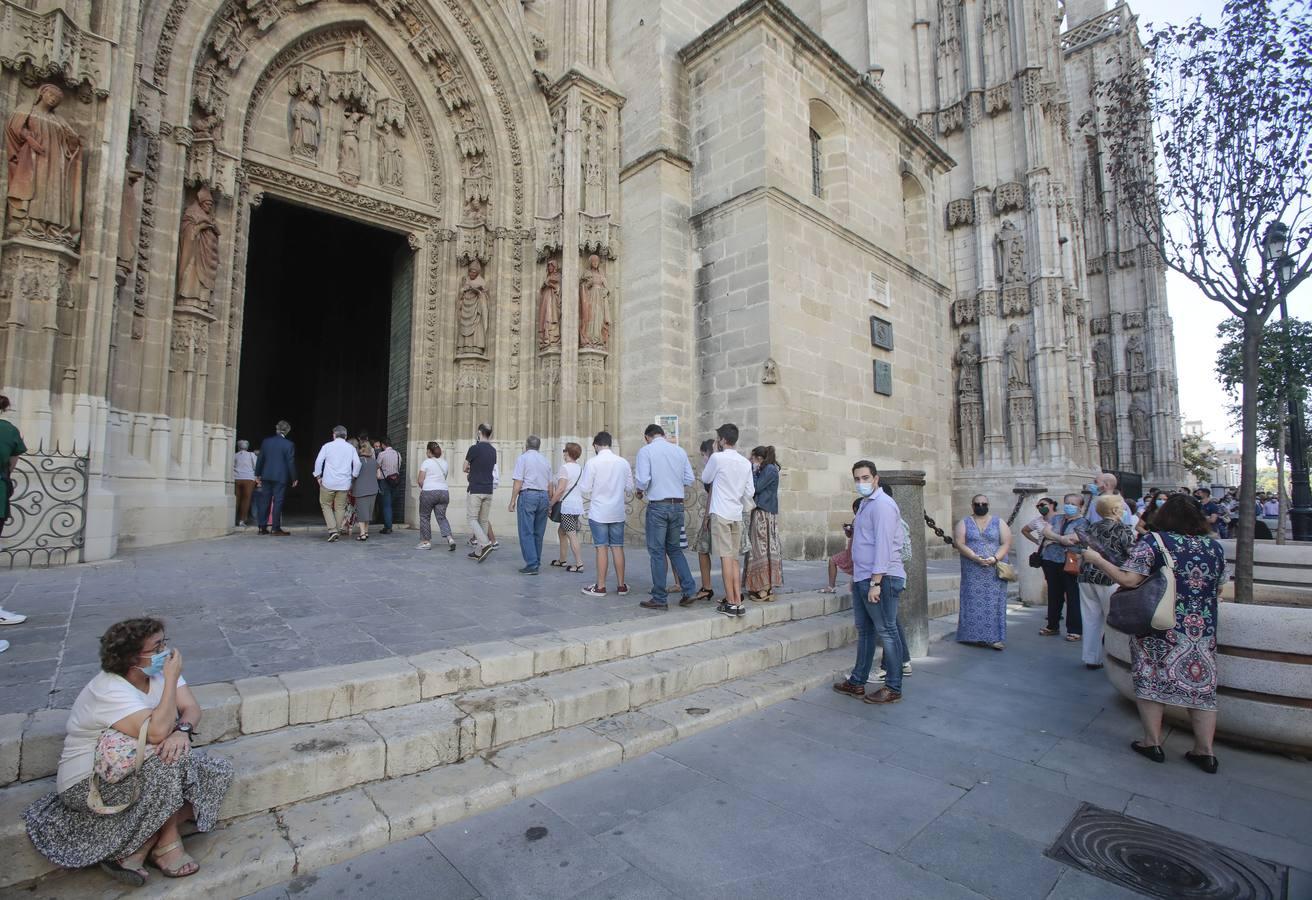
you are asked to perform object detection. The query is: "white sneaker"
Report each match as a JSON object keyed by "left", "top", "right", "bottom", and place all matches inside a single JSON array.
[
  {"left": 0, "top": 639, "right": 8, "bottom": 653},
  {"left": 866, "top": 662, "right": 913, "bottom": 685},
  {"left": 0, "top": 609, "right": 27, "bottom": 626},
  {"left": 417, "top": 541, "right": 432, "bottom": 550}
]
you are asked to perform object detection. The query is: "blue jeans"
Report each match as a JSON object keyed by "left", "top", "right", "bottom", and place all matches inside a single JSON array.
[
  {"left": 253, "top": 480, "right": 287, "bottom": 531},
  {"left": 646, "top": 502, "right": 695, "bottom": 604},
  {"left": 516, "top": 490, "right": 550, "bottom": 569},
  {"left": 378, "top": 477, "right": 395, "bottom": 528},
  {"left": 848, "top": 576, "right": 907, "bottom": 693}
]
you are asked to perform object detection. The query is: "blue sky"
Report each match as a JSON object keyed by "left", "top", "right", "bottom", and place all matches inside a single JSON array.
[{"left": 1123, "top": 0, "right": 1311, "bottom": 449}]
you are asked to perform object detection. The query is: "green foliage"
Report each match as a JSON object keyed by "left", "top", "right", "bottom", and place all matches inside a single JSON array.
[
  {"left": 1214, "top": 316, "right": 1312, "bottom": 455},
  {"left": 1181, "top": 433, "right": 1221, "bottom": 483}
]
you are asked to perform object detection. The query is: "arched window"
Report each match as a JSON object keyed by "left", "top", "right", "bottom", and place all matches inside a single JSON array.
[{"left": 809, "top": 128, "right": 823, "bottom": 198}]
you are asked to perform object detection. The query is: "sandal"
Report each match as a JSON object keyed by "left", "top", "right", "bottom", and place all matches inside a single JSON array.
[
  {"left": 549, "top": 559, "right": 566, "bottom": 568},
  {"left": 100, "top": 859, "right": 148, "bottom": 887},
  {"left": 149, "top": 840, "right": 199, "bottom": 878},
  {"left": 566, "top": 564, "right": 584, "bottom": 573},
  {"left": 1065, "top": 634, "right": 1081, "bottom": 642},
  {"left": 692, "top": 588, "right": 714, "bottom": 603},
  {"left": 819, "top": 586, "right": 836, "bottom": 594},
  {"left": 990, "top": 641, "right": 1005, "bottom": 651},
  {"left": 1038, "top": 627, "right": 1059, "bottom": 637}
]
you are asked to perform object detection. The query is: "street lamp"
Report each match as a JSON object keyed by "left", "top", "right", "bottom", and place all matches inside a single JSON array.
[{"left": 1261, "top": 222, "right": 1310, "bottom": 541}]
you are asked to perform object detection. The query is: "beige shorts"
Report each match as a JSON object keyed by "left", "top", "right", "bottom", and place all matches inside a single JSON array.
[{"left": 709, "top": 514, "right": 742, "bottom": 559}]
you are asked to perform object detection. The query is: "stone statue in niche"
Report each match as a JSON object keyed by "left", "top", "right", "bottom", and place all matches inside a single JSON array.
[
  {"left": 456, "top": 259, "right": 490, "bottom": 356},
  {"left": 1125, "top": 333, "right": 1146, "bottom": 374},
  {"left": 955, "top": 332, "right": 981, "bottom": 396},
  {"left": 116, "top": 168, "right": 144, "bottom": 286},
  {"left": 1096, "top": 399, "right": 1117, "bottom": 470},
  {"left": 1092, "top": 338, "right": 1111, "bottom": 381},
  {"left": 1130, "top": 402, "right": 1150, "bottom": 443},
  {"left": 1005, "top": 323, "right": 1030, "bottom": 388},
  {"left": 579, "top": 254, "right": 611, "bottom": 351},
  {"left": 377, "top": 119, "right": 403, "bottom": 188},
  {"left": 288, "top": 88, "right": 321, "bottom": 158},
  {"left": 338, "top": 109, "right": 364, "bottom": 185},
  {"left": 4, "top": 84, "right": 84, "bottom": 246},
  {"left": 537, "top": 258, "right": 561, "bottom": 351},
  {"left": 998, "top": 220, "right": 1025, "bottom": 285},
  {"left": 177, "top": 187, "right": 220, "bottom": 311}
]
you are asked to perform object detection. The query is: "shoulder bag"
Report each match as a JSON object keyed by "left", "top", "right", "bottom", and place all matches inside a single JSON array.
[
  {"left": 1028, "top": 534, "right": 1046, "bottom": 569},
  {"left": 1106, "top": 532, "right": 1178, "bottom": 638},
  {"left": 87, "top": 716, "right": 153, "bottom": 815},
  {"left": 1059, "top": 518, "right": 1082, "bottom": 575},
  {"left": 549, "top": 470, "right": 580, "bottom": 524}
]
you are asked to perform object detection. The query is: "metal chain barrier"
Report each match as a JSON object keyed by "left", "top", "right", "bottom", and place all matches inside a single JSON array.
[
  {"left": 923, "top": 486, "right": 1043, "bottom": 552},
  {"left": 924, "top": 512, "right": 956, "bottom": 549}
]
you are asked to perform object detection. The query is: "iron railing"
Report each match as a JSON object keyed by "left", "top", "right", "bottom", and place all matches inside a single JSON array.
[{"left": 2, "top": 447, "right": 89, "bottom": 568}]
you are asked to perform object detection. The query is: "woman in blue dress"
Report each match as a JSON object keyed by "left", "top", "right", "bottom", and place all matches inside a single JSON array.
[
  {"left": 953, "top": 493, "right": 1012, "bottom": 650},
  {"left": 1082, "top": 493, "right": 1227, "bottom": 773}
]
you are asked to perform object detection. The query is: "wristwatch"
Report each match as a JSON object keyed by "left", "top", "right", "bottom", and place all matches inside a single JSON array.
[{"left": 175, "top": 722, "right": 197, "bottom": 740}]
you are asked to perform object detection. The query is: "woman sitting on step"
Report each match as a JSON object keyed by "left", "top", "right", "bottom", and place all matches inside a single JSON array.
[{"left": 24, "top": 618, "right": 233, "bottom": 886}]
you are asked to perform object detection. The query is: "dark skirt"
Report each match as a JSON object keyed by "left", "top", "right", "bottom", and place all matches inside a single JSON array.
[{"left": 24, "top": 751, "right": 233, "bottom": 869}]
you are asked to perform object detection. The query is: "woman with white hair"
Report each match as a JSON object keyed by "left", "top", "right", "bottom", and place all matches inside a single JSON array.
[
  {"left": 1074, "top": 494, "right": 1135, "bottom": 670},
  {"left": 231, "top": 440, "right": 258, "bottom": 527}
]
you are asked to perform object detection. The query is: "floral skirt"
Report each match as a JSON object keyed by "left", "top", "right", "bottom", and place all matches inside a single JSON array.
[
  {"left": 24, "top": 751, "right": 233, "bottom": 869},
  {"left": 745, "top": 510, "right": 783, "bottom": 593},
  {"left": 1130, "top": 617, "right": 1217, "bottom": 711}
]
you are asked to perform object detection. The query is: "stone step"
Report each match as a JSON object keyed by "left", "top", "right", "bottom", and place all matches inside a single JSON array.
[
  {"left": 0, "top": 612, "right": 855, "bottom": 890},
  {"left": 4, "top": 649, "right": 853, "bottom": 900},
  {"left": 1, "top": 591, "right": 848, "bottom": 789}
]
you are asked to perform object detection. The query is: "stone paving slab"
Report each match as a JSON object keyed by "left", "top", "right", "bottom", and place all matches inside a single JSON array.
[
  {"left": 243, "top": 604, "right": 1312, "bottom": 900},
  {"left": 0, "top": 530, "right": 863, "bottom": 715}
]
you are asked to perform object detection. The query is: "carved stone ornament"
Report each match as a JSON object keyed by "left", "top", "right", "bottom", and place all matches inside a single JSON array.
[
  {"left": 286, "top": 63, "right": 324, "bottom": 160},
  {"left": 537, "top": 257, "right": 561, "bottom": 351},
  {"left": 0, "top": 5, "right": 112, "bottom": 98},
  {"left": 1097, "top": 399, "right": 1118, "bottom": 471},
  {"left": 535, "top": 214, "right": 562, "bottom": 259},
  {"left": 938, "top": 102, "right": 964, "bottom": 136},
  {"left": 580, "top": 212, "right": 619, "bottom": 259},
  {"left": 177, "top": 187, "right": 221, "bottom": 313},
  {"left": 1007, "top": 391, "right": 1036, "bottom": 464},
  {"left": 946, "top": 198, "right": 975, "bottom": 229},
  {"left": 955, "top": 333, "right": 983, "bottom": 466},
  {"left": 994, "top": 182, "right": 1025, "bottom": 214},
  {"left": 977, "top": 289, "right": 999, "bottom": 319},
  {"left": 456, "top": 223, "right": 490, "bottom": 264},
  {"left": 337, "top": 109, "right": 365, "bottom": 186},
  {"left": 985, "top": 83, "right": 1011, "bottom": 115},
  {"left": 1002, "top": 286, "right": 1030, "bottom": 317},
  {"left": 762, "top": 357, "right": 779, "bottom": 385},
  {"left": 1090, "top": 315, "right": 1110, "bottom": 335},
  {"left": 1123, "top": 311, "right": 1144, "bottom": 329},
  {"left": 997, "top": 220, "right": 1026, "bottom": 286},
  {"left": 1125, "top": 333, "right": 1146, "bottom": 375},
  {"left": 952, "top": 295, "right": 977, "bottom": 325},
  {"left": 456, "top": 259, "right": 490, "bottom": 357},
  {"left": 4, "top": 84, "right": 84, "bottom": 248}
]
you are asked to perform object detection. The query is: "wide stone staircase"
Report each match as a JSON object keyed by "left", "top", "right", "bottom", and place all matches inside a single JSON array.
[{"left": 0, "top": 591, "right": 889, "bottom": 899}]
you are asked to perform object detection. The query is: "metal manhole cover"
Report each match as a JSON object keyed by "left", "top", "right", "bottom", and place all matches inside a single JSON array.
[{"left": 1046, "top": 804, "right": 1287, "bottom": 900}]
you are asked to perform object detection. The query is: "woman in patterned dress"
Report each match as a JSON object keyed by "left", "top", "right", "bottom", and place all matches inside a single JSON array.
[
  {"left": 1081, "top": 494, "right": 1226, "bottom": 773},
  {"left": 24, "top": 618, "right": 233, "bottom": 885},
  {"left": 953, "top": 493, "right": 1012, "bottom": 650}
]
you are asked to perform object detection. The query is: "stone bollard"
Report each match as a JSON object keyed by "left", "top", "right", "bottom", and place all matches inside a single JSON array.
[
  {"left": 1013, "top": 490, "right": 1050, "bottom": 608},
  {"left": 879, "top": 470, "right": 928, "bottom": 659}
]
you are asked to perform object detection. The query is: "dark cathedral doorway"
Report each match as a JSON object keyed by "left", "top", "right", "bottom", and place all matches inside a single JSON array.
[{"left": 236, "top": 197, "right": 413, "bottom": 520}]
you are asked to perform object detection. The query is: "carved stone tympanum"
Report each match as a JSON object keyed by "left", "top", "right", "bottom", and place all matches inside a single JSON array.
[
  {"left": 536, "top": 258, "right": 561, "bottom": 351},
  {"left": 579, "top": 253, "right": 611, "bottom": 351},
  {"left": 177, "top": 187, "right": 220, "bottom": 311},
  {"left": 456, "top": 259, "right": 489, "bottom": 356},
  {"left": 5, "top": 84, "right": 84, "bottom": 247}
]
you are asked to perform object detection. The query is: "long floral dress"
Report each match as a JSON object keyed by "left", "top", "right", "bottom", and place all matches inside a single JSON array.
[
  {"left": 956, "top": 516, "right": 1007, "bottom": 644},
  {"left": 1120, "top": 531, "right": 1226, "bottom": 710}
]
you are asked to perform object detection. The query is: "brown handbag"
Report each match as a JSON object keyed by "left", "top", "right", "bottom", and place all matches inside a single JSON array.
[{"left": 1063, "top": 549, "right": 1082, "bottom": 575}]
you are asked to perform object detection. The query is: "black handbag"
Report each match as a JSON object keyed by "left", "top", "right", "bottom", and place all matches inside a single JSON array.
[
  {"left": 1106, "top": 533, "right": 1178, "bottom": 637},
  {"left": 548, "top": 471, "right": 579, "bottom": 524},
  {"left": 1028, "top": 537, "right": 1045, "bottom": 569}
]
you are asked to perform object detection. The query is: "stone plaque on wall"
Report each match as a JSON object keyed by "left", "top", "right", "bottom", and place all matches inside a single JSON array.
[
  {"left": 870, "top": 315, "right": 894, "bottom": 350},
  {"left": 873, "top": 360, "right": 893, "bottom": 396},
  {"left": 868, "top": 272, "right": 890, "bottom": 307}
]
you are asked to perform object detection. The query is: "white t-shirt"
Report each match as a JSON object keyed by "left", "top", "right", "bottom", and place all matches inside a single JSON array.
[
  {"left": 579, "top": 448, "right": 634, "bottom": 524},
  {"left": 701, "top": 448, "right": 753, "bottom": 520},
  {"left": 57, "top": 671, "right": 186, "bottom": 793},
  {"left": 419, "top": 457, "right": 449, "bottom": 492},
  {"left": 556, "top": 461, "right": 583, "bottom": 516}
]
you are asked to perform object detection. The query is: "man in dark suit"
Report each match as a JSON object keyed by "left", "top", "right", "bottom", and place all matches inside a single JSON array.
[{"left": 253, "top": 420, "right": 298, "bottom": 535}]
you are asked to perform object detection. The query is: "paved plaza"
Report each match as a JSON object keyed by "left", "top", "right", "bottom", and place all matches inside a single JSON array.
[
  {"left": 0, "top": 529, "right": 834, "bottom": 715},
  {"left": 241, "top": 604, "right": 1312, "bottom": 900}
]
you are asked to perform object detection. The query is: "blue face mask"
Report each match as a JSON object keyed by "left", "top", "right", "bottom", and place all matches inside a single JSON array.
[
  {"left": 138, "top": 649, "right": 170, "bottom": 678},
  {"left": 856, "top": 483, "right": 875, "bottom": 497},
  {"left": 1063, "top": 503, "right": 1080, "bottom": 517},
  {"left": 1087, "top": 483, "right": 1099, "bottom": 496},
  {"left": 1155, "top": 498, "right": 1166, "bottom": 508}
]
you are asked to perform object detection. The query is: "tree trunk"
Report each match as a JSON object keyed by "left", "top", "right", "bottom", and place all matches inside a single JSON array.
[
  {"left": 1276, "top": 432, "right": 1287, "bottom": 545},
  {"left": 1234, "top": 315, "right": 1262, "bottom": 604}
]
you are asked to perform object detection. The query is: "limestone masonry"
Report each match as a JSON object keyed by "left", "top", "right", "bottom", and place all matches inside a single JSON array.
[{"left": 0, "top": 0, "right": 1181, "bottom": 559}]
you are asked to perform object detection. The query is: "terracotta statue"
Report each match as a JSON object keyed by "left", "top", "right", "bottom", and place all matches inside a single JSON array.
[
  {"left": 377, "top": 120, "right": 403, "bottom": 188},
  {"left": 537, "top": 258, "right": 561, "bottom": 350},
  {"left": 1005, "top": 323, "right": 1030, "bottom": 388},
  {"left": 288, "top": 90, "right": 320, "bottom": 157},
  {"left": 578, "top": 254, "right": 611, "bottom": 350},
  {"left": 177, "top": 187, "right": 220, "bottom": 310},
  {"left": 5, "top": 84, "right": 84, "bottom": 244},
  {"left": 955, "top": 332, "right": 980, "bottom": 396},
  {"left": 456, "top": 260, "right": 489, "bottom": 355}
]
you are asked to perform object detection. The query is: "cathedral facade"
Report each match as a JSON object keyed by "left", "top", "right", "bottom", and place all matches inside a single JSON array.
[{"left": 0, "top": 0, "right": 1181, "bottom": 560}]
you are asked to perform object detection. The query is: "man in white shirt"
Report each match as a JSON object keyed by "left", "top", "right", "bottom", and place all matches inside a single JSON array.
[
  {"left": 509, "top": 434, "right": 554, "bottom": 574},
  {"left": 313, "top": 425, "right": 361, "bottom": 542},
  {"left": 701, "top": 422, "right": 753, "bottom": 617},
  {"left": 579, "top": 431, "right": 634, "bottom": 597}
]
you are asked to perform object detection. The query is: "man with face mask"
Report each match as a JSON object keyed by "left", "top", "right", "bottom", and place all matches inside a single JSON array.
[{"left": 833, "top": 459, "right": 908, "bottom": 704}]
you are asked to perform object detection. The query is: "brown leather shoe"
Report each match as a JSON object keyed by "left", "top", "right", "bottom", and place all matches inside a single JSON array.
[
  {"left": 862, "top": 687, "right": 902, "bottom": 704},
  {"left": 832, "top": 681, "right": 865, "bottom": 697},
  {"left": 272, "top": 529, "right": 291, "bottom": 536}
]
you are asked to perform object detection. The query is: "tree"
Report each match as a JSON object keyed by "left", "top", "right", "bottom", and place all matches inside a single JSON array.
[
  {"left": 1214, "top": 317, "right": 1312, "bottom": 461},
  {"left": 1099, "top": 0, "right": 1312, "bottom": 602},
  {"left": 1182, "top": 433, "right": 1221, "bottom": 484}
]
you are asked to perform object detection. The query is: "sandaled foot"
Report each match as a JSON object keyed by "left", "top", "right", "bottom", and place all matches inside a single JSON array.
[
  {"left": 149, "top": 840, "right": 199, "bottom": 878},
  {"left": 549, "top": 559, "right": 565, "bottom": 567},
  {"left": 566, "top": 564, "right": 584, "bottom": 573},
  {"left": 1039, "top": 627, "right": 1059, "bottom": 636},
  {"left": 1130, "top": 740, "right": 1165, "bottom": 763},
  {"left": 990, "top": 641, "right": 1005, "bottom": 651},
  {"left": 1065, "top": 634, "right": 1081, "bottom": 642},
  {"left": 100, "top": 859, "right": 148, "bottom": 886},
  {"left": 819, "top": 586, "right": 836, "bottom": 594},
  {"left": 692, "top": 588, "right": 714, "bottom": 603}
]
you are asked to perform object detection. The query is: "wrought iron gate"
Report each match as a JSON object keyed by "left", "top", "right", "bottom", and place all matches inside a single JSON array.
[{"left": 2, "top": 448, "right": 89, "bottom": 568}]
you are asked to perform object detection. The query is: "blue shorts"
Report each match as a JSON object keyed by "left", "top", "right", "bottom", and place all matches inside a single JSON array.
[{"left": 588, "top": 520, "right": 625, "bottom": 547}]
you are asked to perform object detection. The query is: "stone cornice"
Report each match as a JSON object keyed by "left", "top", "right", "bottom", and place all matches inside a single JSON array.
[
  {"left": 618, "top": 147, "right": 693, "bottom": 182},
  {"left": 678, "top": 0, "right": 955, "bottom": 174}
]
